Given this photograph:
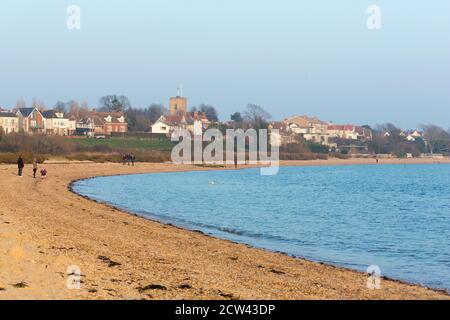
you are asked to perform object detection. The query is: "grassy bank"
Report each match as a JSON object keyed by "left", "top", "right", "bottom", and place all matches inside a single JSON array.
[
  {"left": 0, "top": 133, "right": 340, "bottom": 164},
  {"left": 0, "top": 134, "right": 173, "bottom": 164}
]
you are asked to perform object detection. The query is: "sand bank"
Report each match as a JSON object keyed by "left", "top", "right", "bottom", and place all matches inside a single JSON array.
[{"left": 0, "top": 158, "right": 449, "bottom": 300}]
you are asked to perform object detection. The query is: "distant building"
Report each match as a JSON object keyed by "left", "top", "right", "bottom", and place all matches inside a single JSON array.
[
  {"left": 169, "top": 94, "right": 188, "bottom": 116},
  {"left": 74, "top": 111, "right": 127, "bottom": 136},
  {"left": 406, "top": 130, "right": 423, "bottom": 142},
  {"left": 268, "top": 121, "right": 298, "bottom": 145},
  {"left": 284, "top": 116, "right": 330, "bottom": 145},
  {"left": 152, "top": 114, "right": 186, "bottom": 135},
  {"left": 75, "top": 117, "right": 95, "bottom": 136},
  {"left": 151, "top": 112, "right": 209, "bottom": 136},
  {"left": 42, "top": 110, "right": 70, "bottom": 136},
  {"left": 89, "top": 111, "right": 128, "bottom": 136},
  {"left": 327, "top": 124, "right": 372, "bottom": 141},
  {"left": 0, "top": 111, "right": 19, "bottom": 134},
  {"left": 16, "top": 107, "right": 45, "bottom": 134},
  {"left": 68, "top": 115, "right": 77, "bottom": 135}
]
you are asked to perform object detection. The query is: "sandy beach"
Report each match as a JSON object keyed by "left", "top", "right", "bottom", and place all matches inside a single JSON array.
[{"left": 1, "top": 158, "right": 449, "bottom": 300}]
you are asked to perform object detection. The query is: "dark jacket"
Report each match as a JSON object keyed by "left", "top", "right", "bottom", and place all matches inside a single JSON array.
[{"left": 17, "top": 158, "right": 24, "bottom": 169}]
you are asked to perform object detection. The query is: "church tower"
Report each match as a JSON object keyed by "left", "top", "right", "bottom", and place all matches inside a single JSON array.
[{"left": 169, "top": 86, "right": 187, "bottom": 115}]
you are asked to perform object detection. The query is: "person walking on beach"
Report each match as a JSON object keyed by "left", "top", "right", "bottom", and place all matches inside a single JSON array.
[
  {"left": 131, "top": 153, "right": 135, "bottom": 166},
  {"left": 32, "top": 158, "right": 38, "bottom": 178},
  {"left": 17, "top": 156, "right": 25, "bottom": 177}
]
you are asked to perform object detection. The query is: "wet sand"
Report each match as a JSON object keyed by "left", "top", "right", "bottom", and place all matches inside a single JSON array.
[{"left": 0, "top": 158, "right": 449, "bottom": 300}]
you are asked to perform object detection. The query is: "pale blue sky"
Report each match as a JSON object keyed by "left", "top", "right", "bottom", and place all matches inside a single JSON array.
[{"left": 0, "top": 0, "right": 449, "bottom": 128}]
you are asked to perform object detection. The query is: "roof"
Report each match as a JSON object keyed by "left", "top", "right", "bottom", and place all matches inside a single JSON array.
[
  {"left": 17, "top": 107, "right": 35, "bottom": 117},
  {"left": 90, "top": 111, "right": 125, "bottom": 124},
  {"left": 42, "top": 110, "right": 67, "bottom": 119},
  {"left": 269, "top": 121, "right": 289, "bottom": 132},
  {"left": 77, "top": 117, "right": 92, "bottom": 125},
  {"left": 0, "top": 112, "right": 17, "bottom": 118},
  {"left": 163, "top": 115, "right": 185, "bottom": 126},
  {"left": 328, "top": 125, "right": 356, "bottom": 131},
  {"left": 285, "top": 116, "right": 327, "bottom": 127},
  {"left": 91, "top": 115, "right": 106, "bottom": 126}
]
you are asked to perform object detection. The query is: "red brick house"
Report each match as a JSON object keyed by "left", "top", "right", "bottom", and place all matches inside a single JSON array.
[
  {"left": 89, "top": 111, "right": 128, "bottom": 135},
  {"left": 16, "top": 107, "right": 45, "bottom": 134}
]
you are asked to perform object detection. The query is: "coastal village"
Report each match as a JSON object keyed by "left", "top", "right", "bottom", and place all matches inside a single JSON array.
[{"left": 0, "top": 91, "right": 447, "bottom": 159}]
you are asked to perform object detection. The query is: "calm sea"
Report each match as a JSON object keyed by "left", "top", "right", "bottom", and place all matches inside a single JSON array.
[{"left": 73, "top": 164, "right": 450, "bottom": 291}]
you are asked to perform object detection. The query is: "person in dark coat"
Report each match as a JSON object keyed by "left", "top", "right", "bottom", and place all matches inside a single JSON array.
[
  {"left": 17, "top": 156, "right": 25, "bottom": 177},
  {"left": 32, "top": 158, "right": 38, "bottom": 178}
]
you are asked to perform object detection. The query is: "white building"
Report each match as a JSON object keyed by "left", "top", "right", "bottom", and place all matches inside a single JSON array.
[
  {"left": 284, "top": 115, "right": 330, "bottom": 145},
  {"left": 0, "top": 112, "right": 19, "bottom": 134},
  {"left": 151, "top": 112, "right": 209, "bottom": 136},
  {"left": 327, "top": 124, "right": 372, "bottom": 141},
  {"left": 151, "top": 115, "right": 186, "bottom": 134},
  {"left": 42, "top": 110, "right": 70, "bottom": 136}
]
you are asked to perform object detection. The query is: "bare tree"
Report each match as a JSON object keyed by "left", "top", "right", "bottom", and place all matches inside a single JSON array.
[
  {"left": 54, "top": 101, "right": 67, "bottom": 113},
  {"left": 199, "top": 104, "right": 219, "bottom": 122},
  {"left": 31, "top": 99, "right": 46, "bottom": 111},
  {"left": 243, "top": 104, "right": 271, "bottom": 130},
  {"left": 420, "top": 124, "right": 450, "bottom": 154},
  {"left": 14, "top": 99, "right": 26, "bottom": 110},
  {"left": 99, "top": 95, "right": 131, "bottom": 113},
  {"left": 147, "top": 104, "right": 167, "bottom": 123},
  {"left": 66, "top": 100, "right": 80, "bottom": 117}
]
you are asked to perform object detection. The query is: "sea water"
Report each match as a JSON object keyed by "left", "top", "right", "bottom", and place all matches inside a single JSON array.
[{"left": 73, "top": 164, "right": 450, "bottom": 291}]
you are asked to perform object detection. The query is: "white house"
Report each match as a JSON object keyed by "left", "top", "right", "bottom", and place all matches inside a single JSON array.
[
  {"left": 406, "top": 130, "right": 423, "bottom": 142},
  {"left": 68, "top": 115, "right": 77, "bottom": 135},
  {"left": 151, "top": 112, "right": 210, "bottom": 136},
  {"left": 327, "top": 125, "right": 372, "bottom": 141},
  {"left": 151, "top": 115, "right": 186, "bottom": 134},
  {"left": 42, "top": 110, "right": 70, "bottom": 136},
  {"left": 0, "top": 112, "right": 19, "bottom": 134},
  {"left": 284, "top": 115, "right": 330, "bottom": 145}
]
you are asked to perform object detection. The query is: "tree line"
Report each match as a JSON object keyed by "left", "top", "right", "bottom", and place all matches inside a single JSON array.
[
  {"left": 6, "top": 96, "right": 449, "bottom": 156},
  {"left": 366, "top": 123, "right": 450, "bottom": 156}
]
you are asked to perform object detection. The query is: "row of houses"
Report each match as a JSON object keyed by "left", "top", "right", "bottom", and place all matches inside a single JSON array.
[
  {"left": 384, "top": 130, "right": 423, "bottom": 142},
  {"left": 0, "top": 107, "right": 127, "bottom": 136},
  {"left": 151, "top": 111, "right": 211, "bottom": 136},
  {"left": 269, "top": 116, "right": 373, "bottom": 146},
  {"left": 148, "top": 108, "right": 373, "bottom": 148}
]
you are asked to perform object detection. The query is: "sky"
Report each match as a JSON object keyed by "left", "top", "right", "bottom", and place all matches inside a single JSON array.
[{"left": 0, "top": 0, "right": 449, "bottom": 128}]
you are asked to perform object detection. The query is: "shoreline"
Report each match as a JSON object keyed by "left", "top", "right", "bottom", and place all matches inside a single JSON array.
[
  {"left": 69, "top": 159, "right": 450, "bottom": 295},
  {"left": 1, "top": 158, "right": 450, "bottom": 299},
  {"left": 70, "top": 180, "right": 450, "bottom": 296}
]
